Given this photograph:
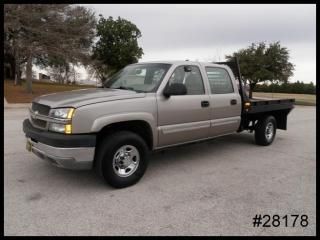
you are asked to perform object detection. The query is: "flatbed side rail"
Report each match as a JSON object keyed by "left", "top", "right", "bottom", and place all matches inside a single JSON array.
[{"left": 247, "top": 100, "right": 295, "bottom": 114}]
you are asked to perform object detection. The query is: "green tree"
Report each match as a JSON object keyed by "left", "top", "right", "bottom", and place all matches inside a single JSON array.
[
  {"left": 305, "top": 82, "right": 315, "bottom": 94},
  {"left": 4, "top": 4, "right": 96, "bottom": 93},
  {"left": 226, "top": 42, "right": 294, "bottom": 98},
  {"left": 4, "top": 23, "right": 28, "bottom": 85},
  {"left": 43, "top": 56, "right": 70, "bottom": 84},
  {"left": 91, "top": 16, "right": 143, "bottom": 82}
]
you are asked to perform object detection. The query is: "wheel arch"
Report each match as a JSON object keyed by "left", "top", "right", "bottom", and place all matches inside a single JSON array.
[
  {"left": 95, "top": 120, "right": 154, "bottom": 151},
  {"left": 248, "top": 109, "right": 291, "bottom": 130}
]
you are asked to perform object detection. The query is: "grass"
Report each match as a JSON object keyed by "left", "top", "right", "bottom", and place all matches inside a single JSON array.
[
  {"left": 4, "top": 80, "right": 316, "bottom": 106},
  {"left": 253, "top": 92, "right": 316, "bottom": 106},
  {"left": 4, "top": 79, "right": 95, "bottom": 103}
]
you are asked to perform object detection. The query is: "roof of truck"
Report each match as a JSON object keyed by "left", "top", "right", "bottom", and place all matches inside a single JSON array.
[{"left": 135, "top": 60, "right": 229, "bottom": 67}]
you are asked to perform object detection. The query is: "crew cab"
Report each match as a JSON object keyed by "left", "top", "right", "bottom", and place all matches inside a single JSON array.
[{"left": 23, "top": 58, "right": 295, "bottom": 188}]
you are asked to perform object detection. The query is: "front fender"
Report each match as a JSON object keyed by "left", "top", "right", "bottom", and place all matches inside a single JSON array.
[{"left": 91, "top": 112, "right": 158, "bottom": 147}]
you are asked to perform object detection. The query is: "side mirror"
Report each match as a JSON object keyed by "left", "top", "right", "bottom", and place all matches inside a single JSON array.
[{"left": 163, "top": 83, "right": 187, "bottom": 98}]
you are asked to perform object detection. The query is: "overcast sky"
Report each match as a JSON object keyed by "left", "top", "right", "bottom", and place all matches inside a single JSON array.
[{"left": 81, "top": 4, "right": 316, "bottom": 83}]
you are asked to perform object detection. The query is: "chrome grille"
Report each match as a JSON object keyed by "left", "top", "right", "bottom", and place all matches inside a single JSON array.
[
  {"left": 31, "top": 118, "right": 47, "bottom": 129},
  {"left": 32, "top": 102, "right": 50, "bottom": 116},
  {"left": 30, "top": 102, "right": 50, "bottom": 129}
]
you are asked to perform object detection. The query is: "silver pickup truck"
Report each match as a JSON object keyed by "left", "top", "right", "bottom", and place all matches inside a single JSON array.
[{"left": 23, "top": 59, "right": 295, "bottom": 188}]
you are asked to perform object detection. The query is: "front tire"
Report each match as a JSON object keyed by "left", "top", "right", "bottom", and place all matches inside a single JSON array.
[
  {"left": 95, "top": 131, "right": 149, "bottom": 188},
  {"left": 254, "top": 116, "right": 277, "bottom": 146}
]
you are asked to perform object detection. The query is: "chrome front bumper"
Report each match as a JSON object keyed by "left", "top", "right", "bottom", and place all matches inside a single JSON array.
[{"left": 26, "top": 138, "right": 95, "bottom": 170}]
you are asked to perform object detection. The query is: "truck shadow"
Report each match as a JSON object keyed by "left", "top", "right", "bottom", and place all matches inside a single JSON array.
[
  {"left": 37, "top": 164, "right": 112, "bottom": 190},
  {"left": 147, "top": 132, "right": 255, "bottom": 172}
]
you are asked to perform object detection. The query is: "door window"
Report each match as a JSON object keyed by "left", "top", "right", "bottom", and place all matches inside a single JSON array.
[
  {"left": 205, "top": 67, "right": 234, "bottom": 94},
  {"left": 167, "top": 65, "right": 205, "bottom": 95}
]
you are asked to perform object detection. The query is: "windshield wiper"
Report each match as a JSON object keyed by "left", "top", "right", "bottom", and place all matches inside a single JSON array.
[
  {"left": 113, "top": 86, "right": 146, "bottom": 93},
  {"left": 115, "top": 86, "right": 135, "bottom": 91}
]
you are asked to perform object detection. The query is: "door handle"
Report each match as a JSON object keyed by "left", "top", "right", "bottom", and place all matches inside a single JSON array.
[
  {"left": 230, "top": 99, "right": 237, "bottom": 105},
  {"left": 201, "top": 101, "right": 210, "bottom": 108}
]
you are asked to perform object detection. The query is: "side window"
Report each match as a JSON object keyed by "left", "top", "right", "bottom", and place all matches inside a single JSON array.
[
  {"left": 205, "top": 67, "right": 234, "bottom": 94},
  {"left": 168, "top": 65, "right": 205, "bottom": 95}
]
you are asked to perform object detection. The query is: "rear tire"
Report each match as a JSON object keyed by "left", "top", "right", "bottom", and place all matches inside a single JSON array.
[
  {"left": 254, "top": 116, "right": 277, "bottom": 146},
  {"left": 95, "top": 131, "right": 149, "bottom": 188}
]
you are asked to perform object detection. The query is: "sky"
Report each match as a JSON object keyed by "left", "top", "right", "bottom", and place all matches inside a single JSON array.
[{"left": 37, "top": 4, "right": 316, "bottom": 84}]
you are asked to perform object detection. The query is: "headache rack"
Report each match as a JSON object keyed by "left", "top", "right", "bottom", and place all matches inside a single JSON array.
[
  {"left": 214, "top": 57, "right": 249, "bottom": 103},
  {"left": 214, "top": 57, "right": 295, "bottom": 131}
]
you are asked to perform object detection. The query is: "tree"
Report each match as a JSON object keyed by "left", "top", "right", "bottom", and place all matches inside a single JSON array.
[
  {"left": 4, "top": 4, "right": 96, "bottom": 93},
  {"left": 305, "top": 81, "right": 315, "bottom": 95},
  {"left": 91, "top": 16, "right": 143, "bottom": 82},
  {"left": 44, "top": 56, "right": 69, "bottom": 84},
  {"left": 226, "top": 42, "right": 294, "bottom": 98},
  {"left": 4, "top": 27, "right": 27, "bottom": 85},
  {"left": 4, "top": 45, "right": 15, "bottom": 80}
]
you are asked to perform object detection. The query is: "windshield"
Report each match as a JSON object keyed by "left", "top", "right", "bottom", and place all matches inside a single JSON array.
[{"left": 104, "top": 63, "right": 171, "bottom": 92}]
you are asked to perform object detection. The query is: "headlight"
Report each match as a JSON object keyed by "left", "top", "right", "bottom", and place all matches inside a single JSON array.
[
  {"left": 50, "top": 108, "right": 75, "bottom": 119},
  {"left": 49, "top": 108, "right": 75, "bottom": 134},
  {"left": 48, "top": 123, "right": 73, "bottom": 134}
]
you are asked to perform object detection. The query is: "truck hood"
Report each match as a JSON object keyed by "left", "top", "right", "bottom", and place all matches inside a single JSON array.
[{"left": 33, "top": 88, "right": 146, "bottom": 108}]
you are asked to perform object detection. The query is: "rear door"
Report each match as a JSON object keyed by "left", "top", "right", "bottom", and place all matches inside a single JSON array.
[
  {"left": 156, "top": 64, "right": 211, "bottom": 147},
  {"left": 204, "top": 65, "right": 241, "bottom": 137}
]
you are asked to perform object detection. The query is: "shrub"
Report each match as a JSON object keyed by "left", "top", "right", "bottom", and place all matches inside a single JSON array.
[{"left": 254, "top": 81, "right": 315, "bottom": 94}]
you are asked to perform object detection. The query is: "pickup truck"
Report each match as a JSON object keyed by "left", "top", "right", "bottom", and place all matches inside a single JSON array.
[{"left": 23, "top": 58, "right": 295, "bottom": 188}]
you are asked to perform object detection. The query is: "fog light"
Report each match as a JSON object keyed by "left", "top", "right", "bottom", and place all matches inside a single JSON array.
[{"left": 49, "top": 123, "right": 65, "bottom": 133}]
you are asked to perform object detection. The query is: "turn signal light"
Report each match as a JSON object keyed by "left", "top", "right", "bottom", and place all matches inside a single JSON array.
[{"left": 65, "top": 124, "right": 72, "bottom": 134}]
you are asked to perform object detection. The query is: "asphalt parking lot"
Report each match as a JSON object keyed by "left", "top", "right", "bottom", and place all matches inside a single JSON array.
[{"left": 4, "top": 106, "right": 316, "bottom": 236}]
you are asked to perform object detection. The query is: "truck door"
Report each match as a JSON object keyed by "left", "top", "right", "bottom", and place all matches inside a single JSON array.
[
  {"left": 157, "top": 65, "right": 211, "bottom": 147},
  {"left": 204, "top": 66, "right": 242, "bottom": 137}
]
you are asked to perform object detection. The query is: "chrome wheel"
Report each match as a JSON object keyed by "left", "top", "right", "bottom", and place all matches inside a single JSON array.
[
  {"left": 265, "top": 122, "right": 274, "bottom": 141},
  {"left": 112, "top": 145, "right": 140, "bottom": 177}
]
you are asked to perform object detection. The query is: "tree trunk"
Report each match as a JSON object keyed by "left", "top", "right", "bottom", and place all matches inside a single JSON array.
[
  {"left": 14, "top": 49, "right": 20, "bottom": 85},
  {"left": 14, "top": 71, "right": 18, "bottom": 86},
  {"left": 10, "top": 39, "right": 17, "bottom": 81},
  {"left": 73, "top": 64, "right": 76, "bottom": 84},
  {"left": 17, "top": 68, "right": 21, "bottom": 85},
  {"left": 10, "top": 59, "right": 16, "bottom": 81},
  {"left": 65, "top": 64, "right": 69, "bottom": 84},
  {"left": 26, "top": 54, "right": 33, "bottom": 93},
  {"left": 59, "top": 66, "right": 63, "bottom": 84}
]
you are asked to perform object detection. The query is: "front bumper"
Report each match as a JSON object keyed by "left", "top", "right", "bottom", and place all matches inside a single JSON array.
[{"left": 23, "top": 119, "right": 96, "bottom": 170}]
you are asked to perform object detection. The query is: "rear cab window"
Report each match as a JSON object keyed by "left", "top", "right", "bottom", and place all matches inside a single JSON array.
[{"left": 205, "top": 67, "right": 234, "bottom": 94}]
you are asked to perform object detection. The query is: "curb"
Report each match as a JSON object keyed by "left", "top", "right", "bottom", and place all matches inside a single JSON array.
[{"left": 4, "top": 98, "right": 31, "bottom": 109}]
